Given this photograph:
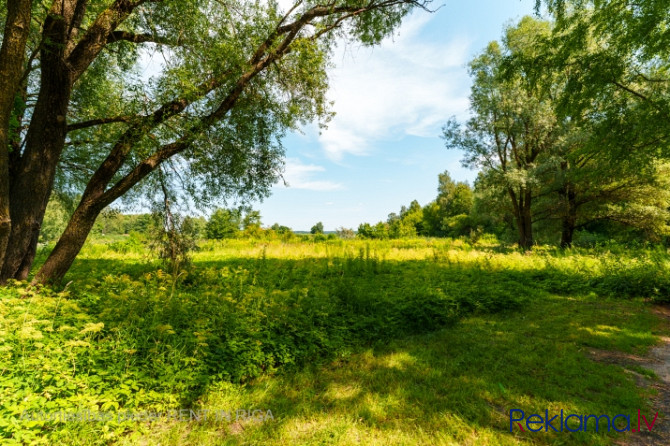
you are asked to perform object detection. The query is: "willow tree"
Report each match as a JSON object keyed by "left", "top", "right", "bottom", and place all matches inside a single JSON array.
[
  {"left": 443, "top": 19, "right": 560, "bottom": 249},
  {"left": 529, "top": 1, "right": 670, "bottom": 245},
  {"left": 0, "top": 0, "right": 428, "bottom": 284},
  {"left": 536, "top": 0, "right": 670, "bottom": 158}
]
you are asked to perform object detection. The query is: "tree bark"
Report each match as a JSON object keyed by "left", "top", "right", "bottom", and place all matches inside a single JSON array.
[
  {"left": 0, "top": 0, "right": 32, "bottom": 279},
  {"left": 559, "top": 184, "right": 577, "bottom": 248},
  {"left": 514, "top": 187, "right": 534, "bottom": 250},
  {"left": 1, "top": 2, "right": 76, "bottom": 281}
]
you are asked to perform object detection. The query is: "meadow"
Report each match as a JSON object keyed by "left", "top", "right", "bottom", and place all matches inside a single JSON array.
[{"left": 1, "top": 237, "right": 669, "bottom": 445}]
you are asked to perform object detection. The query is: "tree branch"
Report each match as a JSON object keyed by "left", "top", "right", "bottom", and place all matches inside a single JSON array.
[
  {"left": 611, "top": 79, "right": 651, "bottom": 102},
  {"left": 67, "top": 115, "right": 134, "bottom": 132},
  {"left": 107, "top": 30, "right": 172, "bottom": 45},
  {"left": 89, "top": 0, "right": 426, "bottom": 207},
  {"left": 66, "top": 0, "right": 164, "bottom": 82}
]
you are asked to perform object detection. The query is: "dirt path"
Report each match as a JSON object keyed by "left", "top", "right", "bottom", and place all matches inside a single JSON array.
[{"left": 590, "top": 306, "right": 670, "bottom": 446}]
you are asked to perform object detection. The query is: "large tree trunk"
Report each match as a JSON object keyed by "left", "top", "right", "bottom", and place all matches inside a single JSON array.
[
  {"left": 1, "top": 2, "right": 76, "bottom": 281},
  {"left": 560, "top": 184, "right": 577, "bottom": 248},
  {"left": 0, "top": 0, "right": 32, "bottom": 278},
  {"left": 2, "top": 83, "right": 73, "bottom": 281},
  {"left": 516, "top": 188, "right": 534, "bottom": 250}
]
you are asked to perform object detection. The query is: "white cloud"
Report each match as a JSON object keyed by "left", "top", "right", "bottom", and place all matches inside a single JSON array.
[
  {"left": 319, "top": 12, "right": 472, "bottom": 160},
  {"left": 276, "top": 158, "right": 344, "bottom": 191}
]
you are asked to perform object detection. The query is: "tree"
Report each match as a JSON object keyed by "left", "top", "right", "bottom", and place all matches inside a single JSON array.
[
  {"left": 270, "top": 223, "right": 292, "bottom": 234},
  {"left": 421, "top": 201, "right": 443, "bottom": 237},
  {"left": 434, "top": 171, "right": 474, "bottom": 237},
  {"left": 536, "top": 0, "right": 670, "bottom": 161},
  {"left": 0, "top": 0, "right": 429, "bottom": 284},
  {"left": 241, "top": 207, "right": 262, "bottom": 237},
  {"left": 40, "top": 199, "right": 69, "bottom": 245},
  {"left": 445, "top": 16, "right": 670, "bottom": 247},
  {"left": 443, "top": 18, "right": 559, "bottom": 249},
  {"left": 206, "top": 208, "right": 242, "bottom": 240},
  {"left": 0, "top": 0, "right": 32, "bottom": 268},
  {"left": 505, "top": 12, "right": 670, "bottom": 247},
  {"left": 357, "top": 222, "right": 374, "bottom": 239},
  {"left": 335, "top": 226, "right": 355, "bottom": 239},
  {"left": 534, "top": 156, "right": 670, "bottom": 246},
  {"left": 149, "top": 173, "right": 198, "bottom": 274},
  {"left": 310, "top": 221, "right": 324, "bottom": 235}
]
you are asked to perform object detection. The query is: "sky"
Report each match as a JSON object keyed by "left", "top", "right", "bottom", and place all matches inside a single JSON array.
[{"left": 255, "top": 0, "right": 538, "bottom": 231}]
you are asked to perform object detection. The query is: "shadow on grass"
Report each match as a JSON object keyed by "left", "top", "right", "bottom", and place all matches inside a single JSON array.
[
  {"left": 131, "top": 295, "right": 662, "bottom": 446},
  {"left": 18, "top": 251, "right": 664, "bottom": 445}
]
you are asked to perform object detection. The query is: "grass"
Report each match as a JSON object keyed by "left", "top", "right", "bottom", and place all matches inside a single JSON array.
[
  {"left": 1, "top": 238, "right": 669, "bottom": 445},
  {"left": 125, "top": 294, "right": 663, "bottom": 446}
]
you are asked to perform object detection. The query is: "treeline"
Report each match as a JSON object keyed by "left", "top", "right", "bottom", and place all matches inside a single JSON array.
[
  {"left": 356, "top": 166, "right": 670, "bottom": 246},
  {"left": 356, "top": 172, "right": 476, "bottom": 240},
  {"left": 41, "top": 163, "right": 670, "bottom": 248},
  {"left": 40, "top": 200, "right": 302, "bottom": 244}
]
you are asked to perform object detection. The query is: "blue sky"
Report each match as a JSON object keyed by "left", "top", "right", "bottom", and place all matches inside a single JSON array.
[{"left": 254, "top": 0, "right": 538, "bottom": 231}]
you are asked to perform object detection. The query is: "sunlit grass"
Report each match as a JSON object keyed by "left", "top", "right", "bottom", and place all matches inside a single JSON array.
[{"left": 3, "top": 238, "right": 669, "bottom": 445}]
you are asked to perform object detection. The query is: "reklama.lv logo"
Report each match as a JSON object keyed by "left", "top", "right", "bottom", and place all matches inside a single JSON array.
[{"left": 510, "top": 409, "right": 659, "bottom": 433}]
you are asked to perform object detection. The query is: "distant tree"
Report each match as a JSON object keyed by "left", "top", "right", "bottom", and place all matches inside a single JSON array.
[
  {"left": 398, "top": 200, "right": 424, "bottom": 235},
  {"left": 389, "top": 219, "right": 417, "bottom": 238},
  {"left": 373, "top": 222, "right": 390, "bottom": 239},
  {"left": 437, "top": 172, "right": 473, "bottom": 218},
  {"left": 241, "top": 208, "right": 263, "bottom": 238},
  {"left": 357, "top": 223, "right": 374, "bottom": 239},
  {"left": 434, "top": 171, "right": 474, "bottom": 237},
  {"left": 421, "top": 201, "right": 443, "bottom": 237},
  {"left": 310, "top": 222, "right": 324, "bottom": 235},
  {"left": 270, "top": 223, "right": 292, "bottom": 235},
  {"left": 183, "top": 216, "right": 207, "bottom": 239},
  {"left": 242, "top": 209, "right": 262, "bottom": 230},
  {"left": 356, "top": 221, "right": 389, "bottom": 239},
  {"left": 387, "top": 205, "right": 419, "bottom": 238},
  {"left": 206, "top": 208, "right": 242, "bottom": 240},
  {"left": 335, "top": 227, "right": 356, "bottom": 239},
  {"left": 40, "top": 199, "right": 69, "bottom": 244},
  {"left": 93, "top": 208, "right": 123, "bottom": 236},
  {"left": 127, "top": 214, "right": 153, "bottom": 234}
]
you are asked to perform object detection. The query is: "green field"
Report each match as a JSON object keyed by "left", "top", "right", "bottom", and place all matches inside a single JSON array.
[{"left": 1, "top": 238, "right": 669, "bottom": 445}]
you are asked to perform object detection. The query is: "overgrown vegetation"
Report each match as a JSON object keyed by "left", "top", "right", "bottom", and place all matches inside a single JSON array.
[{"left": 1, "top": 238, "right": 668, "bottom": 444}]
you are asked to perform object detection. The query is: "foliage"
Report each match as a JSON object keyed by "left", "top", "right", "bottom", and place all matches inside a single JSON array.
[
  {"left": 446, "top": 16, "right": 670, "bottom": 248},
  {"left": 205, "top": 208, "right": 243, "bottom": 240},
  {"left": 148, "top": 212, "right": 199, "bottom": 276},
  {"left": 310, "top": 222, "right": 324, "bottom": 235},
  {"left": 538, "top": 0, "right": 670, "bottom": 149},
  {"left": 1, "top": 0, "right": 430, "bottom": 284},
  {"left": 39, "top": 200, "right": 69, "bottom": 245},
  {"left": 335, "top": 227, "right": 356, "bottom": 239},
  {"left": 1, "top": 238, "right": 669, "bottom": 444}
]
